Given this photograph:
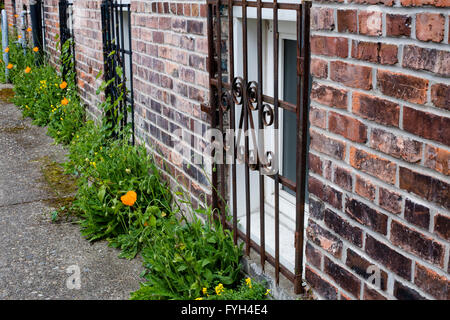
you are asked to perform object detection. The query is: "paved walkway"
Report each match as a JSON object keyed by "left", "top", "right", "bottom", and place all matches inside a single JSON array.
[{"left": 0, "top": 84, "right": 143, "bottom": 300}]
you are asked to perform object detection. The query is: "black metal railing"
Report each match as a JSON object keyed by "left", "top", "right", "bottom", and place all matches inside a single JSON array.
[
  {"left": 101, "top": 0, "right": 135, "bottom": 143},
  {"left": 206, "top": 0, "right": 311, "bottom": 294}
]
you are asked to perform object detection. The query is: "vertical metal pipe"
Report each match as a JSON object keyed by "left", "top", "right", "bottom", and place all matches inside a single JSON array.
[
  {"left": 2, "top": 10, "right": 10, "bottom": 82},
  {"left": 273, "top": 0, "right": 280, "bottom": 285},
  {"left": 294, "top": 1, "right": 311, "bottom": 295},
  {"left": 19, "top": 10, "right": 26, "bottom": 55},
  {"left": 127, "top": 3, "right": 135, "bottom": 145},
  {"left": 256, "top": 0, "right": 265, "bottom": 271}
]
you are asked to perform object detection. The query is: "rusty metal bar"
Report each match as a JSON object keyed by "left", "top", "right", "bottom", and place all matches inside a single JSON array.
[
  {"left": 256, "top": 0, "right": 266, "bottom": 271},
  {"left": 210, "top": 78, "right": 296, "bottom": 113},
  {"left": 242, "top": 0, "right": 251, "bottom": 257},
  {"left": 207, "top": 0, "right": 301, "bottom": 10},
  {"left": 228, "top": 0, "right": 238, "bottom": 245},
  {"left": 273, "top": 0, "right": 280, "bottom": 285}
]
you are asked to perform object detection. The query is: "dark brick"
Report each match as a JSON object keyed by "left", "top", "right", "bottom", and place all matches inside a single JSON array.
[
  {"left": 345, "top": 198, "right": 388, "bottom": 235},
  {"left": 370, "top": 128, "right": 422, "bottom": 163},
  {"left": 391, "top": 220, "right": 445, "bottom": 267},
  {"left": 309, "top": 176, "right": 343, "bottom": 210},
  {"left": 434, "top": 214, "right": 450, "bottom": 241},
  {"left": 355, "top": 175, "right": 376, "bottom": 201},
  {"left": 352, "top": 92, "right": 400, "bottom": 127},
  {"left": 349, "top": 147, "right": 396, "bottom": 185},
  {"left": 402, "top": 45, "right": 450, "bottom": 77},
  {"left": 346, "top": 249, "right": 389, "bottom": 291},
  {"left": 333, "top": 166, "right": 353, "bottom": 192},
  {"left": 377, "top": 69, "right": 429, "bottom": 104},
  {"left": 324, "top": 209, "right": 363, "bottom": 247},
  {"left": 309, "top": 153, "right": 323, "bottom": 175},
  {"left": 364, "top": 285, "right": 387, "bottom": 300},
  {"left": 306, "top": 242, "right": 322, "bottom": 270},
  {"left": 306, "top": 219, "right": 343, "bottom": 258},
  {"left": 386, "top": 14, "right": 412, "bottom": 37},
  {"left": 414, "top": 263, "right": 450, "bottom": 300},
  {"left": 404, "top": 199, "right": 430, "bottom": 230},
  {"left": 328, "top": 111, "right": 367, "bottom": 143},
  {"left": 310, "top": 130, "right": 346, "bottom": 160},
  {"left": 431, "top": 83, "right": 450, "bottom": 111},
  {"left": 330, "top": 61, "right": 372, "bottom": 90},
  {"left": 309, "top": 197, "right": 325, "bottom": 220},
  {"left": 337, "top": 10, "right": 357, "bottom": 33},
  {"left": 394, "top": 281, "right": 426, "bottom": 300},
  {"left": 365, "top": 234, "right": 412, "bottom": 280},
  {"left": 399, "top": 167, "right": 450, "bottom": 210},
  {"left": 311, "top": 83, "right": 348, "bottom": 109},
  {"left": 311, "top": 36, "right": 348, "bottom": 58},
  {"left": 305, "top": 267, "right": 338, "bottom": 300},
  {"left": 324, "top": 256, "right": 361, "bottom": 298},
  {"left": 311, "top": 8, "right": 335, "bottom": 31}
]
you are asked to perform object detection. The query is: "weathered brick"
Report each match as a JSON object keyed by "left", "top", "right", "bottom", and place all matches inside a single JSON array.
[
  {"left": 402, "top": 45, "right": 450, "bottom": 77},
  {"left": 337, "top": 10, "right": 357, "bottom": 33},
  {"left": 324, "top": 209, "right": 363, "bottom": 247},
  {"left": 345, "top": 198, "right": 388, "bottom": 235},
  {"left": 377, "top": 69, "right": 429, "bottom": 104},
  {"left": 391, "top": 220, "right": 445, "bottom": 267},
  {"left": 386, "top": 14, "right": 412, "bottom": 37},
  {"left": 324, "top": 256, "right": 361, "bottom": 298},
  {"left": 346, "top": 249, "right": 389, "bottom": 291},
  {"left": 309, "top": 176, "right": 343, "bottom": 210},
  {"left": 309, "top": 106, "right": 327, "bottom": 129},
  {"left": 305, "top": 266, "right": 338, "bottom": 300},
  {"left": 309, "top": 197, "right": 325, "bottom": 221},
  {"left": 355, "top": 175, "right": 376, "bottom": 201},
  {"left": 401, "top": 0, "right": 450, "bottom": 6},
  {"left": 399, "top": 167, "right": 450, "bottom": 209},
  {"left": 414, "top": 263, "right": 450, "bottom": 300},
  {"left": 306, "top": 242, "right": 322, "bottom": 270},
  {"left": 359, "top": 11, "right": 382, "bottom": 36},
  {"left": 370, "top": 128, "right": 422, "bottom": 163},
  {"left": 434, "top": 214, "right": 450, "bottom": 241},
  {"left": 306, "top": 219, "right": 343, "bottom": 258},
  {"left": 311, "top": 8, "right": 335, "bottom": 31},
  {"left": 351, "top": 41, "right": 398, "bottom": 65},
  {"left": 349, "top": 147, "right": 397, "bottom": 185},
  {"left": 328, "top": 111, "right": 367, "bottom": 143},
  {"left": 394, "top": 281, "right": 427, "bottom": 300},
  {"left": 352, "top": 92, "right": 400, "bottom": 127},
  {"left": 365, "top": 234, "right": 412, "bottom": 280},
  {"left": 311, "top": 36, "right": 348, "bottom": 58},
  {"left": 350, "top": 0, "right": 394, "bottom": 4},
  {"left": 416, "top": 13, "right": 445, "bottom": 43},
  {"left": 404, "top": 199, "right": 430, "bottom": 230},
  {"left": 364, "top": 285, "right": 387, "bottom": 300},
  {"left": 403, "top": 107, "right": 450, "bottom": 146},
  {"left": 330, "top": 61, "right": 372, "bottom": 90},
  {"left": 309, "top": 153, "right": 323, "bottom": 176},
  {"left": 424, "top": 145, "right": 450, "bottom": 176},
  {"left": 310, "top": 58, "right": 328, "bottom": 79},
  {"left": 333, "top": 166, "right": 353, "bottom": 192},
  {"left": 310, "top": 130, "right": 346, "bottom": 160},
  {"left": 311, "top": 82, "right": 348, "bottom": 109},
  {"left": 431, "top": 83, "right": 450, "bottom": 111}
]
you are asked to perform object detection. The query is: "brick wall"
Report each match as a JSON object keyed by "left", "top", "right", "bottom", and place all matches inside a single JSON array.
[
  {"left": 306, "top": 0, "right": 449, "bottom": 300},
  {"left": 131, "top": 0, "right": 211, "bottom": 207}
]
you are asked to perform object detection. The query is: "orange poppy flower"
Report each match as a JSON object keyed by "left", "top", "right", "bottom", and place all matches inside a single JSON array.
[
  {"left": 24, "top": 67, "right": 31, "bottom": 74},
  {"left": 17, "top": 35, "right": 22, "bottom": 39},
  {"left": 33, "top": 47, "right": 39, "bottom": 52},
  {"left": 120, "top": 191, "right": 137, "bottom": 207},
  {"left": 27, "top": 27, "right": 32, "bottom": 32},
  {"left": 8, "top": 24, "right": 12, "bottom": 27},
  {"left": 61, "top": 97, "right": 69, "bottom": 105},
  {"left": 60, "top": 81, "right": 67, "bottom": 89},
  {"left": 4, "top": 47, "right": 9, "bottom": 53},
  {"left": 14, "top": 14, "right": 18, "bottom": 18},
  {"left": 7, "top": 63, "right": 13, "bottom": 70}
]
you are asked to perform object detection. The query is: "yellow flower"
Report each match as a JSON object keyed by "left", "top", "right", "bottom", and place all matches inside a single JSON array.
[
  {"left": 265, "top": 289, "right": 270, "bottom": 296},
  {"left": 17, "top": 35, "right": 22, "bottom": 39},
  {"left": 33, "top": 47, "right": 39, "bottom": 52},
  {"left": 61, "top": 97, "right": 69, "bottom": 105},
  {"left": 24, "top": 66, "right": 31, "bottom": 74},
  {"left": 202, "top": 288, "right": 207, "bottom": 295},
  {"left": 121, "top": 191, "right": 137, "bottom": 207},
  {"left": 27, "top": 27, "right": 32, "bottom": 32},
  {"left": 59, "top": 81, "right": 67, "bottom": 89},
  {"left": 60, "top": 117, "right": 64, "bottom": 121},
  {"left": 4, "top": 47, "right": 9, "bottom": 53},
  {"left": 215, "top": 283, "right": 224, "bottom": 296},
  {"left": 245, "top": 277, "right": 252, "bottom": 288},
  {"left": 194, "top": 297, "right": 203, "bottom": 300},
  {"left": 7, "top": 63, "right": 13, "bottom": 69}
]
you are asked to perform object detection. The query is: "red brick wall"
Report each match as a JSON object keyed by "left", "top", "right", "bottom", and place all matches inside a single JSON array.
[
  {"left": 307, "top": 0, "right": 449, "bottom": 300},
  {"left": 131, "top": 0, "right": 211, "bottom": 207}
]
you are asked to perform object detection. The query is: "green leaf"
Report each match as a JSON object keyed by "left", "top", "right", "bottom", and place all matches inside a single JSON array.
[{"left": 98, "top": 185, "right": 106, "bottom": 202}]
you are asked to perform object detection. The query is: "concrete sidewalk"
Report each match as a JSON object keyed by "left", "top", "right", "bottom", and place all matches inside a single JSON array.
[{"left": 0, "top": 84, "right": 143, "bottom": 300}]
